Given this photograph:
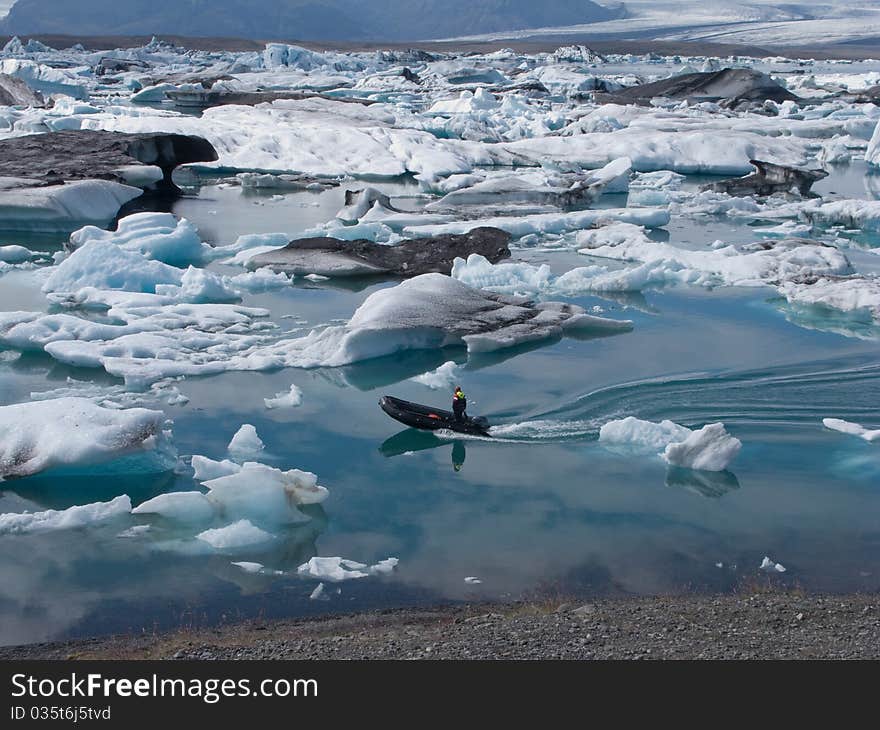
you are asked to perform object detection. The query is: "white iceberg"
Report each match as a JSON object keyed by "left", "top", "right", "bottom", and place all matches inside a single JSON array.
[
  {"left": 760, "top": 557, "right": 787, "bottom": 573},
  {"left": 0, "top": 180, "right": 142, "bottom": 233},
  {"left": 297, "top": 556, "right": 399, "bottom": 582},
  {"left": 275, "top": 273, "right": 632, "bottom": 366},
  {"left": 822, "top": 418, "right": 880, "bottom": 442},
  {"left": 131, "top": 491, "right": 215, "bottom": 523},
  {"left": 227, "top": 424, "right": 264, "bottom": 457},
  {"left": 411, "top": 360, "right": 461, "bottom": 390},
  {"left": 0, "top": 495, "right": 132, "bottom": 535},
  {"left": 264, "top": 384, "right": 303, "bottom": 409},
  {"left": 196, "top": 519, "right": 274, "bottom": 550},
  {"left": 69, "top": 213, "right": 210, "bottom": 266},
  {"left": 0, "top": 398, "right": 173, "bottom": 479},
  {"left": 599, "top": 417, "right": 741, "bottom": 472},
  {"left": 231, "top": 561, "right": 265, "bottom": 574}
]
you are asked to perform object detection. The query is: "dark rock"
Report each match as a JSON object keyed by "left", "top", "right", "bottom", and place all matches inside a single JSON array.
[
  {"left": 702, "top": 159, "right": 827, "bottom": 197},
  {"left": 246, "top": 227, "right": 512, "bottom": 278},
  {"left": 401, "top": 67, "right": 421, "bottom": 85},
  {"left": 94, "top": 57, "right": 152, "bottom": 76},
  {"left": 0, "top": 73, "right": 43, "bottom": 107},
  {"left": 0, "top": 130, "right": 218, "bottom": 192},
  {"left": 598, "top": 68, "right": 800, "bottom": 106}
]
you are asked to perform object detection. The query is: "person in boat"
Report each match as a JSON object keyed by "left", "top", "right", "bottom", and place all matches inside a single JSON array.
[{"left": 452, "top": 385, "right": 467, "bottom": 422}]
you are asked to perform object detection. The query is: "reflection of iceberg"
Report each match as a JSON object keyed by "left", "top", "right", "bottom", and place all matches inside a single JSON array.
[
  {"left": 665, "top": 466, "right": 741, "bottom": 499},
  {"left": 773, "top": 299, "right": 878, "bottom": 341}
]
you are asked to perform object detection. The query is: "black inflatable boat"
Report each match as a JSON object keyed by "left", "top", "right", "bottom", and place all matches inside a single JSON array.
[{"left": 379, "top": 395, "right": 491, "bottom": 436}]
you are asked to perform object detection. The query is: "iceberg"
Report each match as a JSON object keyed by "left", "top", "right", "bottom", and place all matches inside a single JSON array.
[
  {"left": 134, "top": 460, "right": 328, "bottom": 526},
  {"left": 264, "top": 384, "right": 303, "bottom": 409},
  {"left": 131, "top": 491, "right": 215, "bottom": 523},
  {"left": 227, "top": 424, "right": 264, "bottom": 457},
  {"left": 402, "top": 207, "right": 670, "bottom": 239},
  {"left": 0, "top": 495, "right": 132, "bottom": 535},
  {"left": 196, "top": 519, "right": 274, "bottom": 550},
  {"left": 69, "top": 213, "right": 210, "bottom": 266},
  {"left": 0, "top": 180, "right": 142, "bottom": 233},
  {"left": 411, "top": 360, "right": 461, "bottom": 390},
  {"left": 599, "top": 417, "right": 741, "bottom": 472},
  {"left": 822, "top": 418, "right": 880, "bottom": 442},
  {"left": 274, "top": 273, "right": 632, "bottom": 367},
  {"left": 0, "top": 398, "right": 173, "bottom": 479},
  {"left": 867, "top": 119, "right": 880, "bottom": 168},
  {"left": 297, "top": 556, "right": 399, "bottom": 582}
]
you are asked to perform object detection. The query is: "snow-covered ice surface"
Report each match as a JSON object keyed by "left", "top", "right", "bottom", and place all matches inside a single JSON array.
[{"left": 3, "top": 35, "right": 880, "bottom": 646}]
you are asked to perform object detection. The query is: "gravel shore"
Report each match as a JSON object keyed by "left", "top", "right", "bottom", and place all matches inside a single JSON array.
[{"left": 3, "top": 591, "right": 879, "bottom": 660}]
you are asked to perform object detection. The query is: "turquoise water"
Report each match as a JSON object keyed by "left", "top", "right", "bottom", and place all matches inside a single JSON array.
[{"left": 1, "top": 173, "right": 879, "bottom": 646}]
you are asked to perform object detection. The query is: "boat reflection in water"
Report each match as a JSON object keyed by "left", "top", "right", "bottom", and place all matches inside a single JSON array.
[{"left": 379, "top": 428, "right": 467, "bottom": 473}]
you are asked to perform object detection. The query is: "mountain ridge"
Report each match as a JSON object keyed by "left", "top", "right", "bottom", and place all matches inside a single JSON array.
[{"left": 0, "top": 0, "right": 625, "bottom": 42}]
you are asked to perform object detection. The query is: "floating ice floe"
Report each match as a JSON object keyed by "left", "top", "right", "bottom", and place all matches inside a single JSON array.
[
  {"left": 0, "top": 495, "right": 132, "bottom": 535},
  {"left": 0, "top": 180, "right": 142, "bottom": 233},
  {"left": 402, "top": 207, "right": 669, "bottom": 239},
  {"left": 452, "top": 253, "right": 699, "bottom": 296},
  {"left": 0, "top": 398, "right": 174, "bottom": 479},
  {"left": 760, "top": 556, "right": 787, "bottom": 573},
  {"left": 297, "top": 556, "right": 399, "bottom": 582},
  {"left": 231, "top": 561, "right": 265, "bottom": 574},
  {"left": 599, "top": 416, "right": 741, "bottom": 472},
  {"left": 867, "top": 118, "right": 880, "bottom": 168},
  {"left": 68, "top": 212, "right": 211, "bottom": 266},
  {"left": 227, "top": 424, "right": 265, "bottom": 457},
  {"left": 411, "top": 360, "right": 461, "bottom": 390},
  {"left": 264, "top": 384, "right": 304, "bottom": 409},
  {"left": 822, "top": 418, "right": 880, "bottom": 442},
  {"left": 134, "top": 460, "right": 328, "bottom": 525},
  {"left": 464, "top": 576, "right": 482, "bottom": 584},
  {"left": 196, "top": 519, "right": 274, "bottom": 550},
  {"left": 276, "top": 273, "right": 632, "bottom": 366}
]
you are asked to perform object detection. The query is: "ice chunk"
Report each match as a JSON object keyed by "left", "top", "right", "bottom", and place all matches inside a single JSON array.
[
  {"left": 599, "top": 417, "right": 741, "bottom": 472},
  {"left": 227, "top": 424, "right": 264, "bottom": 457},
  {"left": 599, "top": 417, "right": 693, "bottom": 453},
  {"left": 579, "top": 223, "right": 852, "bottom": 290},
  {"left": 823, "top": 418, "right": 880, "bottom": 442},
  {"left": 231, "top": 561, "right": 264, "bottom": 574},
  {"left": 867, "top": 119, "right": 880, "bottom": 168},
  {"left": 760, "top": 557, "right": 787, "bottom": 573},
  {"left": 0, "top": 495, "right": 131, "bottom": 535},
  {"left": 264, "top": 384, "right": 303, "bottom": 409},
  {"left": 403, "top": 207, "right": 669, "bottom": 239},
  {"left": 411, "top": 360, "right": 461, "bottom": 390},
  {"left": 277, "top": 273, "right": 632, "bottom": 366},
  {"left": 779, "top": 277, "right": 880, "bottom": 323},
  {"left": 0, "top": 245, "right": 36, "bottom": 264},
  {"left": 297, "top": 556, "right": 399, "bottom": 582},
  {"left": 662, "top": 423, "right": 743, "bottom": 472},
  {"left": 196, "top": 519, "right": 274, "bottom": 549},
  {"left": 0, "top": 398, "right": 173, "bottom": 479},
  {"left": 309, "top": 582, "right": 326, "bottom": 600},
  {"left": 69, "top": 213, "right": 210, "bottom": 266},
  {"left": 464, "top": 576, "right": 482, "bottom": 584},
  {"left": 42, "top": 240, "right": 184, "bottom": 294},
  {"left": 131, "top": 491, "right": 215, "bottom": 523},
  {"left": 452, "top": 253, "right": 699, "bottom": 296},
  {"left": 201, "top": 462, "right": 329, "bottom": 523},
  {"left": 191, "top": 455, "right": 242, "bottom": 481},
  {"left": 0, "top": 180, "right": 142, "bottom": 233},
  {"left": 0, "top": 58, "right": 87, "bottom": 99}
]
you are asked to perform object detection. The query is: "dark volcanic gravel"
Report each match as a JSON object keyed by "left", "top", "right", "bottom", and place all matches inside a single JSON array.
[{"left": 3, "top": 592, "right": 879, "bottom": 660}]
